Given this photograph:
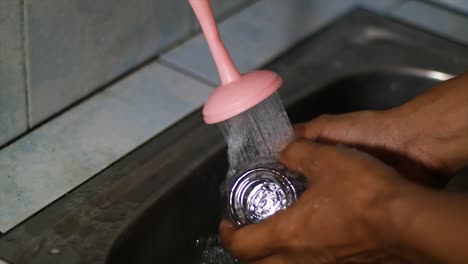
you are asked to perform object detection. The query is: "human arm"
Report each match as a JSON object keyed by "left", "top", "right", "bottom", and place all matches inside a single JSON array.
[
  {"left": 220, "top": 140, "right": 468, "bottom": 263},
  {"left": 294, "top": 73, "right": 468, "bottom": 176}
]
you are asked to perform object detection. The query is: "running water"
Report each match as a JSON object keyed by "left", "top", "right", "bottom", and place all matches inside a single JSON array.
[
  {"left": 196, "top": 93, "right": 294, "bottom": 264},
  {"left": 187, "top": 0, "right": 296, "bottom": 262},
  {"left": 217, "top": 92, "right": 294, "bottom": 177}
]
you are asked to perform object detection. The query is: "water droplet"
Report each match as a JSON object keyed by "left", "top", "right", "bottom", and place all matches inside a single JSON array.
[
  {"left": 197, "top": 235, "right": 238, "bottom": 264},
  {"left": 49, "top": 248, "right": 61, "bottom": 255}
]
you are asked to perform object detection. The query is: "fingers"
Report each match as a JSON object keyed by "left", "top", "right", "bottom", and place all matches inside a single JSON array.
[
  {"left": 293, "top": 112, "right": 381, "bottom": 147},
  {"left": 293, "top": 114, "right": 331, "bottom": 139},
  {"left": 279, "top": 139, "right": 339, "bottom": 181},
  {"left": 294, "top": 114, "right": 352, "bottom": 141},
  {"left": 279, "top": 139, "right": 386, "bottom": 184},
  {"left": 220, "top": 217, "right": 283, "bottom": 261}
]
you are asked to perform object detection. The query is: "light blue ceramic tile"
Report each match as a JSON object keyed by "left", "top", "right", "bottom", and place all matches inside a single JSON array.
[
  {"left": 26, "top": 0, "right": 192, "bottom": 126},
  {"left": 392, "top": 1, "right": 468, "bottom": 44},
  {"left": 0, "top": 62, "right": 212, "bottom": 232},
  {"left": 163, "top": 0, "right": 364, "bottom": 85},
  {"left": 163, "top": 0, "right": 406, "bottom": 85},
  {"left": 0, "top": 1, "right": 28, "bottom": 146},
  {"left": 210, "top": 0, "right": 254, "bottom": 18},
  {"left": 359, "top": 0, "right": 407, "bottom": 12},
  {"left": 190, "top": 0, "right": 256, "bottom": 33},
  {"left": 431, "top": 0, "right": 468, "bottom": 14}
]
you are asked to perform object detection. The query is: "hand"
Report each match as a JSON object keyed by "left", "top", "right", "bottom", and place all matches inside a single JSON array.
[
  {"left": 220, "top": 140, "right": 420, "bottom": 264},
  {"left": 294, "top": 73, "right": 468, "bottom": 182}
]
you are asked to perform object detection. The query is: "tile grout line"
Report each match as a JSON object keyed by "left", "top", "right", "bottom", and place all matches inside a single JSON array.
[
  {"left": 386, "top": 0, "right": 410, "bottom": 13},
  {"left": 420, "top": 0, "right": 468, "bottom": 17},
  {"left": 20, "top": 0, "right": 32, "bottom": 129},
  {"left": 158, "top": 58, "right": 217, "bottom": 88}
]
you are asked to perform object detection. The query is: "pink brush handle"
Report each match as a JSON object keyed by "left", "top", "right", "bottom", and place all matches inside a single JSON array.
[{"left": 189, "top": 0, "right": 240, "bottom": 84}]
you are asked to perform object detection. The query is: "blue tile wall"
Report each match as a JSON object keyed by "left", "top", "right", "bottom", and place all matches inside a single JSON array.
[
  {"left": 392, "top": 1, "right": 468, "bottom": 44},
  {"left": 431, "top": 0, "right": 468, "bottom": 14},
  {"left": 0, "top": 1, "right": 28, "bottom": 146},
  {"left": 25, "top": 0, "right": 193, "bottom": 126},
  {"left": 163, "top": 0, "right": 404, "bottom": 85},
  {"left": 2, "top": 0, "right": 468, "bottom": 145},
  {"left": 211, "top": 0, "right": 254, "bottom": 18}
]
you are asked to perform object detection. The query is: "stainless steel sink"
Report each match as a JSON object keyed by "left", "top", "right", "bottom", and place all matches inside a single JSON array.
[{"left": 1, "top": 9, "right": 468, "bottom": 264}]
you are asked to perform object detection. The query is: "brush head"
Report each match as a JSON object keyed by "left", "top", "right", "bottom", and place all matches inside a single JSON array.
[{"left": 203, "top": 70, "right": 283, "bottom": 124}]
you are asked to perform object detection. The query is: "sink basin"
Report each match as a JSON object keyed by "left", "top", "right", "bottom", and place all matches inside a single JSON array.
[
  {"left": 286, "top": 70, "right": 441, "bottom": 123},
  {"left": 107, "top": 11, "right": 465, "bottom": 263},
  {"left": 2, "top": 9, "right": 468, "bottom": 264},
  {"left": 106, "top": 70, "right": 442, "bottom": 263}
]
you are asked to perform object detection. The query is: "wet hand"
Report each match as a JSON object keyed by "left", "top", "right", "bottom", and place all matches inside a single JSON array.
[
  {"left": 294, "top": 73, "right": 468, "bottom": 181},
  {"left": 220, "top": 140, "right": 416, "bottom": 264}
]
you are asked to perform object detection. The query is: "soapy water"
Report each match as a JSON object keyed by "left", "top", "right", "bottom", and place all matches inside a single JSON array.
[
  {"left": 217, "top": 92, "right": 294, "bottom": 177},
  {"left": 196, "top": 235, "right": 239, "bottom": 264}
]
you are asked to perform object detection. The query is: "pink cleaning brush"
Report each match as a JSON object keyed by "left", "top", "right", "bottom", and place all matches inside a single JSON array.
[{"left": 189, "top": 0, "right": 283, "bottom": 124}]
